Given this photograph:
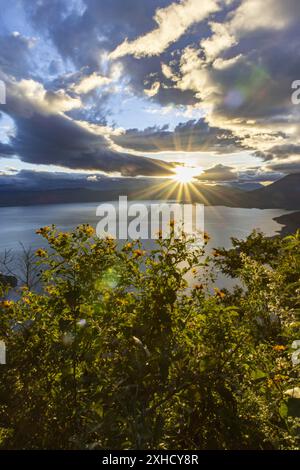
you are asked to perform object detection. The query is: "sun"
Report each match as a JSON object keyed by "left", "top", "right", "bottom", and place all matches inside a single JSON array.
[{"left": 172, "top": 166, "right": 201, "bottom": 184}]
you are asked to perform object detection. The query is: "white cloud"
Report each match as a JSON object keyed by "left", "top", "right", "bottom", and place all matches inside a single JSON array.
[
  {"left": 70, "top": 64, "right": 123, "bottom": 95},
  {"left": 70, "top": 72, "right": 112, "bottom": 94},
  {"left": 230, "top": 0, "right": 294, "bottom": 35},
  {"left": 9, "top": 79, "right": 81, "bottom": 116},
  {"left": 109, "top": 0, "right": 220, "bottom": 59},
  {"left": 201, "top": 22, "right": 236, "bottom": 61},
  {"left": 201, "top": 0, "right": 296, "bottom": 65},
  {"left": 144, "top": 81, "right": 161, "bottom": 97}
]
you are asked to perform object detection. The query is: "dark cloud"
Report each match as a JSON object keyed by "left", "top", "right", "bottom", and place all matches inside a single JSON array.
[
  {"left": 8, "top": 111, "right": 175, "bottom": 176},
  {"left": 198, "top": 164, "right": 237, "bottom": 182},
  {"left": 196, "top": 165, "right": 283, "bottom": 184},
  {"left": 112, "top": 118, "right": 245, "bottom": 153},
  {"left": 0, "top": 72, "right": 175, "bottom": 177},
  {"left": 21, "top": 0, "right": 208, "bottom": 106},
  {"left": 266, "top": 161, "right": 300, "bottom": 174},
  {"left": 0, "top": 169, "right": 97, "bottom": 190},
  {"left": 0, "top": 142, "right": 15, "bottom": 157},
  {"left": 1, "top": 0, "right": 299, "bottom": 179},
  {"left": 0, "top": 168, "right": 167, "bottom": 192},
  {"left": 23, "top": 0, "right": 171, "bottom": 71},
  {"left": 256, "top": 144, "right": 300, "bottom": 161}
]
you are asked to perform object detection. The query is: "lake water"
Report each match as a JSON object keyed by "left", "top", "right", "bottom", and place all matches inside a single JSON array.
[{"left": 0, "top": 202, "right": 291, "bottom": 288}]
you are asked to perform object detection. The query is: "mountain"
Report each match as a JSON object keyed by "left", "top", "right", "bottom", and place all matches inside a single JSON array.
[
  {"left": 229, "top": 182, "right": 263, "bottom": 191},
  {"left": 0, "top": 174, "right": 298, "bottom": 209},
  {"left": 0, "top": 185, "right": 245, "bottom": 207},
  {"left": 238, "top": 174, "right": 300, "bottom": 210}
]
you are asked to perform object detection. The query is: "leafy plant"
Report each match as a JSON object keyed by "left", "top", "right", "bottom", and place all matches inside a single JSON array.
[{"left": 0, "top": 225, "right": 299, "bottom": 449}]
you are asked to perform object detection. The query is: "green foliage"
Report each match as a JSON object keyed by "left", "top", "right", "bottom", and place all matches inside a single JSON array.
[{"left": 0, "top": 225, "right": 299, "bottom": 449}]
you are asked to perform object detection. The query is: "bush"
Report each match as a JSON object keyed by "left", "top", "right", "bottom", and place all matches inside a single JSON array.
[{"left": 0, "top": 225, "right": 299, "bottom": 449}]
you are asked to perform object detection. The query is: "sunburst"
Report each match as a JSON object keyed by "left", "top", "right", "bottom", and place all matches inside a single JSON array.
[{"left": 172, "top": 165, "right": 202, "bottom": 184}]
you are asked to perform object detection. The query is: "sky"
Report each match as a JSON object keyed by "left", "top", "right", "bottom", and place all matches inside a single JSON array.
[{"left": 0, "top": 0, "right": 300, "bottom": 191}]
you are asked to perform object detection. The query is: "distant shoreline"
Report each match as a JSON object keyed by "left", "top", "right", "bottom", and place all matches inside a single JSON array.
[{"left": 273, "top": 211, "right": 300, "bottom": 236}]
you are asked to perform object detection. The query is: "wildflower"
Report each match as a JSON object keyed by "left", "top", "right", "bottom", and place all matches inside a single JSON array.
[
  {"left": 214, "top": 288, "right": 225, "bottom": 299},
  {"left": 85, "top": 225, "right": 95, "bottom": 237},
  {"left": 133, "top": 249, "right": 145, "bottom": 258},
  {"left": 1, "top": 300, "right": 14, "bottom": 309},
  {"left": 35, "top": 248, "right": 47, "bottom": 258},
  {"left": 273, "top": 345, "right": 286, "bottom": 352},
  {"left": 273, "top": 374, "right": 285, "bottom": 383},
  {"left": 123, "top": 242, "right": 132, "bottom": 251},
  {"left": 36, "top": 226, "right": 49, "bottom": 235},
  {"left": 204, "top": 232, "right": 210, "bottom": 242}
]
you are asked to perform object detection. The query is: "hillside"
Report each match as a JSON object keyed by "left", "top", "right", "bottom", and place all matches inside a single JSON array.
[
  {"left": 0, "top": 174, "right": 299, "bottom": 209},
  {"left": 273, "top": 211, "right": 300, "bottom": 236},
  {"left": 240, "top": 174, "right": 300, "bottom": 210}
]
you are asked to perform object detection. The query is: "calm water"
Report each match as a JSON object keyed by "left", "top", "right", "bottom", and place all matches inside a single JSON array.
[{"left": 0, "top": 202, "right": 290, "bottom": 288}]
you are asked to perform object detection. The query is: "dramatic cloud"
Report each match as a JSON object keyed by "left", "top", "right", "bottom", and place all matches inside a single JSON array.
[
  {"left": 7, "top": 78, "right": 82, "bottom": 116},
  {"left": 0, "top": 0, "right": 299, "bottom": 184},
  {"left": 256, "top": 144, "right": 300, "bottom": 161},
  {"left": 109, "top": 0, "right": 220, "bottom": 59},
  {"left": 255, "top": 144, "right": 300, "bottom": 174},
  {"left": 0, "top": 75, "right": 175, "bottom": 176},
  {"left": 198, "top": 164, "right": 237, "bottom": 182},
  {"left": 0, "top": 142, "right": 15, "bottom": 158},
  {"left": 0, "top": 169, "right": 168, "bottom": 192},
  {"left": 112, "top": 118, "right": 245, "bottom": 153}
]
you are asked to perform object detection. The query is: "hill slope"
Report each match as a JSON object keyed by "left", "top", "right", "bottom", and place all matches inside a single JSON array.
[
  {"left": 240, "top": 174, "right": 300, "bottom": 209},
  {"left": 0, "top": 174, "right": 298, "bottom": 209}
]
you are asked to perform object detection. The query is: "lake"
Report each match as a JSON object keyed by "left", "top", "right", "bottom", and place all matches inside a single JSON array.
[{"left": 0, "top": 202, "right": 291, "bottom": 288}]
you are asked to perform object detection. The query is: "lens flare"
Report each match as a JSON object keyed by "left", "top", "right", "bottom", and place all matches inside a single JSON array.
[{"left": 172, "top": 166, "right": 202, "bottom": 184}]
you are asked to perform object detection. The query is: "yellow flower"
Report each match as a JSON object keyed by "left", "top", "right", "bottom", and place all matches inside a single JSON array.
[
  {"left": 85, "top": 225, "right": 95, "bottom": 237},
  {"left": 36, "top": 248, "right": 47, "bottom": 258},
  {"left": 273, "top": 374, "right": 285, "bottom": 383},
  {"left": 1, "top": 300, "right": 14, "bottom": 309},
  {"left": 133, "top": 249, "right": 145, "bottom": 258},
  {"left": 273, "top": 345, "right": 286, "bottom": 352},
  {"left": 123, "top": 242, "right": 132, "bottom": 251},
  {"left": 35, "top": 226, "right": 51, "bottom": 235},
  {"left": 214, "top": 288, "right": 226, "bottom": 299}
]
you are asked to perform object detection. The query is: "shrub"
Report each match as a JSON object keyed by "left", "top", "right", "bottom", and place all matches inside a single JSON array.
[{"left": 0, "top": 225, "right": 299, "bottom": 449}]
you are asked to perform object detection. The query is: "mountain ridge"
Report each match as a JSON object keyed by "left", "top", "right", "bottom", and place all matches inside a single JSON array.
[{"left": 0, "top": 174, "right": 299, "bottom": 210}]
